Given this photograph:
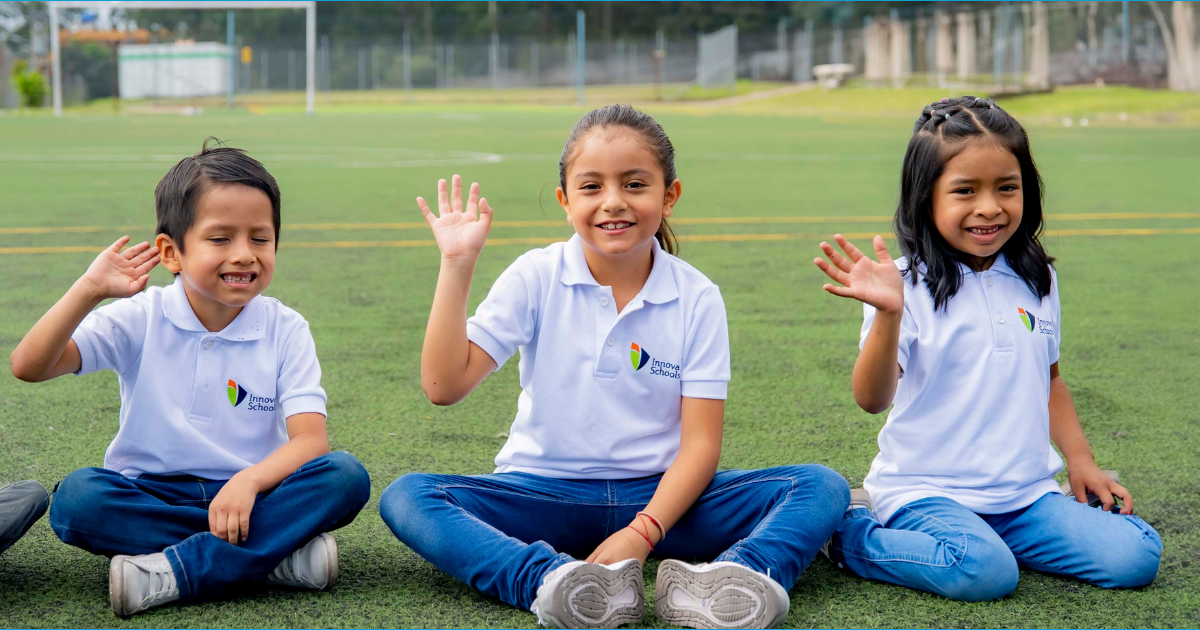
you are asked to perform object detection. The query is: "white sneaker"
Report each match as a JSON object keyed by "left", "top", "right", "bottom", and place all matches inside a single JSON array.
[
  {"left": 654, "top": 560, "right": 789, "bottom": 629},
  {"left": 109, "top": 553, "right": 180, "bottom": 617},
  {"left": 267, "top": 533, "right": 339, "bottom": 590},
  {"left": 534, "top": 559, "right": 644, "bottom": 628}
]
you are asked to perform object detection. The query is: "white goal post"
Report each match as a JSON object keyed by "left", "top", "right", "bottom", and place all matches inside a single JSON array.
[{"left": 47, "top": 0, "right": 316, "bottom": 116}]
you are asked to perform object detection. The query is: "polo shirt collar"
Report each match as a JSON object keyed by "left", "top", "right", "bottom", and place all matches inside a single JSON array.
[
  {"left": 956, "top": 252, "right": 1021, "bottom": 278},
  {"left": 559, "top": 234, "right": 679, "bottom": 305},
  {"left": 161, "top": 276, "right": 268, "bottom": 341}
]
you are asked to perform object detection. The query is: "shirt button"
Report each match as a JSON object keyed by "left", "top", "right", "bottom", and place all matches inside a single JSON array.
[
  {"left": 607, "top": 337, "right": 615, "bottom": 347},
  {"left": 998, "top": 315, "right": 1006, "bottom": 324},
  {"left": 600, "top": 297, "right": 609, "bottom": 306},
  {"left": 986, "top": 278, "right": 993, "bottom": 287},
  {"left": 203, "top": 341, "right": 213, "bottom": 350}
]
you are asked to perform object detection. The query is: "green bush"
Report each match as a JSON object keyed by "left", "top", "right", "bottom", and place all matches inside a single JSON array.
[{"left": 12, "top": 59, "right": 47, "bottom": 107}]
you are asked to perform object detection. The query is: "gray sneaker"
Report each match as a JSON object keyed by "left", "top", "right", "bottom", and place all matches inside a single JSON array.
[
  {"left": 109, "top": 552, "right": 180, "bottom": 617},
  {"left": 534, "top": 559, "right": 644, "bottom": 628},
  {"left": 267, "top": 533, "right": 339, "bottom": 590},
  {"left": 1060, "top": 470, "right": 1120, "bottom": 508},
  {"left": 654, "top": 560, "right": 788, "bottom": 629},
  {"left": 820, "top": 488, "right": 872, "bottom": 562}
]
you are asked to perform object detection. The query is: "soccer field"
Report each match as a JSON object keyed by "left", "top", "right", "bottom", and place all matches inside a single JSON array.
[{"left": 0, "top": 100, "right": 1198, "bottom": 628}]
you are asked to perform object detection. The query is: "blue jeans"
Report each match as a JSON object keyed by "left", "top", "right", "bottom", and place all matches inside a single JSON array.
[
  {"left": 49, "top": 451, "right": 370, "bottom": 603},
  {"left": 379, "top": 465, "right": 850, "bottom": 611},
  {"left": 831, "top": 492, "right": 1162, "bottom": 601}
]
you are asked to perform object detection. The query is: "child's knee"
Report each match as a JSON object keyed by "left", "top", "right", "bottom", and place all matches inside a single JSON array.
[
  {"left": 48, "top": 468, "right": 109, "bottom": 544},
  {"left": 318, "top": 451, "right": 371, "bottom": 508},
  {"left": 379, "top": 473, "right": 437, "bottom": 534},
  {"left": 942, "top": 539, "right": 1019, "bottom": 601},
  {"left": 1096, "top": 519, "right": 1162, "bottom": 589},
  {"left": 786, "top": 464, "right": 851, "bottom": 504}
]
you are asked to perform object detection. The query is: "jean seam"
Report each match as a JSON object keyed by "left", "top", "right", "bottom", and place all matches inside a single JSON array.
[
  {"left": 836, "top": 503, "right": 967, "bottom": 568},
  {"left": 722, "top": 478, "right": 794, "bottom": 566},
  {"left": 166, "top": 545, "right": 193, "bottom": 598},
  {"left": 435, "top": 484, "right": 601, "bottom": 506}
]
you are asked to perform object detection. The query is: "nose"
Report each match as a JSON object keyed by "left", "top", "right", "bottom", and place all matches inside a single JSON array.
[
  {"left": 975, "top": 192, "right": 1003, "bottom": 219},
  {"left": 229, "top": 237, "right": 256, "bottom": 265},
  {"left": 600, "top": 186, "right": 627, "bottom": 213}
]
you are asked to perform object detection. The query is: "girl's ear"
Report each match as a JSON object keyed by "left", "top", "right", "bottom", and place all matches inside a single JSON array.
[
  {"left": 663, "top": 179, "right": 682, "bottom": 214},
  {"left": 555, "top": 187, "right": 572, "bottom": 224},
  {"left": 155, "top": 234, "right": 183, "bottom": 274}
]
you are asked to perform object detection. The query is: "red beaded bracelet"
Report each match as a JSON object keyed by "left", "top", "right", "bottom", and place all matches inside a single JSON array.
[{"left": 636, "top": 511, "right": 666, "bottom": 541}]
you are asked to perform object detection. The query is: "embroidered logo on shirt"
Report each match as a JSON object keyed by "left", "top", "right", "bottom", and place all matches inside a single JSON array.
[
  {"left": 227, "top": 379, "right": 275, "bottom": 411},
  {"left": 1018, "top": 308, "right": 1055, "bottom": 335},
  {"left": 630, "top": 343, "right": 680, "bottom": 379},
  {"left": 630, "top": 343, "right": 650, "bottom": 371}
]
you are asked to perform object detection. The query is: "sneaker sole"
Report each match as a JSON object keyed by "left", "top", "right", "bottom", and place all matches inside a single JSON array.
[
  {"left": 109, "top": 555, "right": 130, "bottom": 617},
  {"left": 655, "top": 561, "right": 786, "bottom": 629},
  {"left": 540, "top": 561, "right": 644, "bottom": 629}
]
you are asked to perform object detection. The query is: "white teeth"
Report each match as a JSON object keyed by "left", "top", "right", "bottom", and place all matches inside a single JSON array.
[
  {"left": 968, "top": 226, "right": 1001, "bottom": 234},
  {"left": 599, "top": 222, "right": 632, "bottom": 230},
  {"left": 222, "top": 274, "right": 253, "bottom": 283}
]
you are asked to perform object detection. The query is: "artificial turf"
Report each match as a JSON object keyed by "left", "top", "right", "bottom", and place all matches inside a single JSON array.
[{"left": 0, "top": 93, "right": 1197, "bottom": 628}]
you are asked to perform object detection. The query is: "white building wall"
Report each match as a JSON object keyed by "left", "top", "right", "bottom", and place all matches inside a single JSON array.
[{"left": 118, "top": 42, "right": 229, "bottom": 99}]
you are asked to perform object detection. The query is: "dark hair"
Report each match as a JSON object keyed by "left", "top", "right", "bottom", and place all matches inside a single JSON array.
[
  {"left": 558, "top": 104, "right": 679, "bottom": 255},
  {"left": 895, "top": 95, "right": 1054, "bottom": 311},
  {"left": 154, "top": 137, "right": 281, "bottom": 252}
]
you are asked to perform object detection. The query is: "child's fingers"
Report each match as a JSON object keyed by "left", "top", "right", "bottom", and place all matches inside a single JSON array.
[
  {"left": 121, "top": 241, "right": 150, "bottom": 260},
  {"left": 417, "top": 197, "right": 436, "bottom": 226},
  {"left": 450, "top": 174, "right": 463, "bottom": 213},
  {"left": 240, "top": 512, "right": 251, "bottom": 543},
  {"left": 227, "top": 511, "right": 240, "bottom": 546},
  {"left": 466, "top": 182, "right": 480, "bottom": 215},
  {"left": 208, "top": 506, "right": 220, "bottom": 540},
  {"left": 436, "top": 179, "right": 449, "bottom": 215},
  {"left": 133, "top": 256, "right": 159, "bottom": 277},
  {"left": 1096, "top": 485, "right": 1116, "bottom": 512},
  {"left": 108, "top": 235, "right": 131, "bottom": 253},
  {"left": 834, "top": 234, "right": 865, "bottom": 262},
  {"left": 585, "top": 547, "right": 598, "bottom": 563},
  {"left": 1069, "top": 478, "right": 1089, "bottom": 504},
  {"left": 129, "top": 245, "right": 157, "bottom": 266},
  {"left": 1111, "top": 482, "right": 1134, "bottom": 515},
  {"left": 823, "top": 283, "right": 857, "bottom": 299},
  {"left": 814, "top": 257, "right": 850, "bottom": 285},
  {"left": 136, "top": 274, "right": 151, "bottom": 291},
  {"left": 478, "top": 198, "right": 494, "bottom": 233},
  {"left": 820, "top": 241, "right": 853, "bottom": 273},
  {"left": 872, "top": 235, "right": 893, "bottom": 263}
]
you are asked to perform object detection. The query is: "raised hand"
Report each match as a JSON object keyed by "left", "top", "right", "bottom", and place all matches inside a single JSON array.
[
  {"left": 814, "top": 234, "right": 904, "bottom": 315},
  {"left": 80, "top": 236, "right": 159, "bottom": 300},
  {"left": 418, "top": 174, "right": 493, "bottom": 263}
]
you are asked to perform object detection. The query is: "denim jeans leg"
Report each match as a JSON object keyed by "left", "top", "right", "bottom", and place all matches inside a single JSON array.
[
  {"left": 833, "top": 496, "right": 1019, "bottom": 601},
  {"left": 647, "top": 465, "right": 850, "bottom": 591},
  {"left": 48, "top": 467, "right": 211, "bottom": 558},
  {"left": 166, "top": 452, "right": 371, "bottom": 602},
  {"left": 379, "top": 471, "right": 610, "bottom": 611},
  {"left": 982, "top": 492, "right": 1162, "bottom": 588},
  {"left": 0, "top": 480, "right": 50, "bottom": 555}
]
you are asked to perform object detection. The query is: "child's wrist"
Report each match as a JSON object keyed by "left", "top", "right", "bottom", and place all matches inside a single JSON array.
[
  {"left": 440, "top": 254, "right": 479, "bottom": 272},
  {"left": 71, "top": 276, "right": 108, "bottom": 304}
]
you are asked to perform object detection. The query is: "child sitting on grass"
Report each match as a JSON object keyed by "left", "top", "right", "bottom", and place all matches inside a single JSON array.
[{"left": 10, "top": 140, "right": 370, "bottom": 617}]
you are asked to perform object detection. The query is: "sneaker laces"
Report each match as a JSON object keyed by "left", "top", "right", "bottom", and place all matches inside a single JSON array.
[
  {"left": 140, "top": 564, "right": 178, "bottom": 608},
  {"left": 272, "top": 552, "right": 297, "bottom": 584}
]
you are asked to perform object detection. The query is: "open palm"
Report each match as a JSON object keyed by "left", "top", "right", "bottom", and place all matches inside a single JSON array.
[
  {"left": 814, "top": 234, "right": 904, "bottom": 314},
  {"left": 81, "top": 236, "right": 159, "bottom": 300},
  {"left": 418, "top": 174, "right": 493, "bottom": 262}
]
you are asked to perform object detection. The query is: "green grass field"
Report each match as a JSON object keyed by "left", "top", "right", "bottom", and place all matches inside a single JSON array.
[{"left": 1, "top": 89, "right": 1198, "bottom": 628}]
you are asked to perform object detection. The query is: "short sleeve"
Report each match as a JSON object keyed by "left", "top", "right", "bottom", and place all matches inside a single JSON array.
[
  {"left": 466, "top": 256, "right": 539, "bottom": 370},
  {"left": 71, "top": 294, "right": 150, "bottom": 376},
  {"left": 1048, "top": 267, "right": 1061, "bottom": 364},
  {"left": 680, "top": 285, "right": 730, "bottom": 399},
  {"left": 860, "top": 301, "right": 919, "bottom": 375},
  {"left": 277, "top": 319, "right": 327, "bottom": 419}
]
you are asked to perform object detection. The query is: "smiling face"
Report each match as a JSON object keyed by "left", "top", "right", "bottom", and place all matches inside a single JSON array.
[
  {"left": 556, "top": 126, "right": 680, "bottom": 263},
  {"left": 157, "top": 183, "right": 276, "bottom": 329},
  {"left": 931, "top": 141, "right": 1024, "bottom": 270}
]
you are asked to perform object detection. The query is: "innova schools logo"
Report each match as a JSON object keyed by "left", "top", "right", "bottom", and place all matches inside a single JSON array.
[
  {"left": 630, "top": 343, "right": 680, "bottom": 379},
  {"left": 227, "top": 379, "right": 276, "bottom": 412},
  {"left": 1017, "top": 308, "right": 1055, "bottom": 335}
]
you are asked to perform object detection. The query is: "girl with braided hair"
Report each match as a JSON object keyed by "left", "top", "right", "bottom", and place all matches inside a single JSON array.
[{"left": 812, "top": 96, "right": 1162, "bottom": 600}]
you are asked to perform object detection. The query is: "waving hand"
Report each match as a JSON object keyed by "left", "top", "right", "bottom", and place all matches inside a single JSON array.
[{"left": 814, "top": 234, "right": 904, "bottom": 315}]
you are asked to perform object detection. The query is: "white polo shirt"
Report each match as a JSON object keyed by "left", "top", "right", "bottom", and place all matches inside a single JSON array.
[
  {"left": 467, "top": 234, "right": 730, "bottom": 479},
  {"left": 71, "top": 276, "right": 327, "bottom": 480},
  {"left": 862, "top": 254, "right": 1064, "bottom": 523}
]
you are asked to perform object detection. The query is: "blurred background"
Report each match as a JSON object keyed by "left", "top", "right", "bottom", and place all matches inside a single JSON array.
[{"left": 3, "top": 1, "right": 1199, "bottom": 113}]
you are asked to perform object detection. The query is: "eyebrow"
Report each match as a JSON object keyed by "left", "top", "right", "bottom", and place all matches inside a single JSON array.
[
  {"left": 948, "top": 174, "right": 1020, "bottom": 185},
  {"left": 573, "top": 168, "right": 654, "bottom": 180}
]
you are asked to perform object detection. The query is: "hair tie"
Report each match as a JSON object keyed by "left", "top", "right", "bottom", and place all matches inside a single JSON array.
[
  {"left": 940, "top": 98, "right": 948, "bottom": 103},
  {"left": 945, "top": 113, "right": 951, "bottom": 120}
]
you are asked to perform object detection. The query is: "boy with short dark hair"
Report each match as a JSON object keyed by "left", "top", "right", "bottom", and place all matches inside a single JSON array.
[{"left": 10, "top": 142, "right": 370, "bottom": 616}]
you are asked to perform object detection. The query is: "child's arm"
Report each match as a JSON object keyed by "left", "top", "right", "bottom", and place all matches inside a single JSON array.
[
  {"left": 814, "top": 235, "right": 905, "bottom": 413},
  {"left": 10, "top": 237, "right": 158, "bottom": 382},
  {"left": 418, "top": 175, "right": 498, "bottom": 405},
  {"left": 206, "top": 413, "right": 329, "bottom": 545},
  {"left": 586, "top": 397, "right": 724, "bottom": 564},
  {"left": 1048, "top": 362, "right": 1134, "bottom": 514}
]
